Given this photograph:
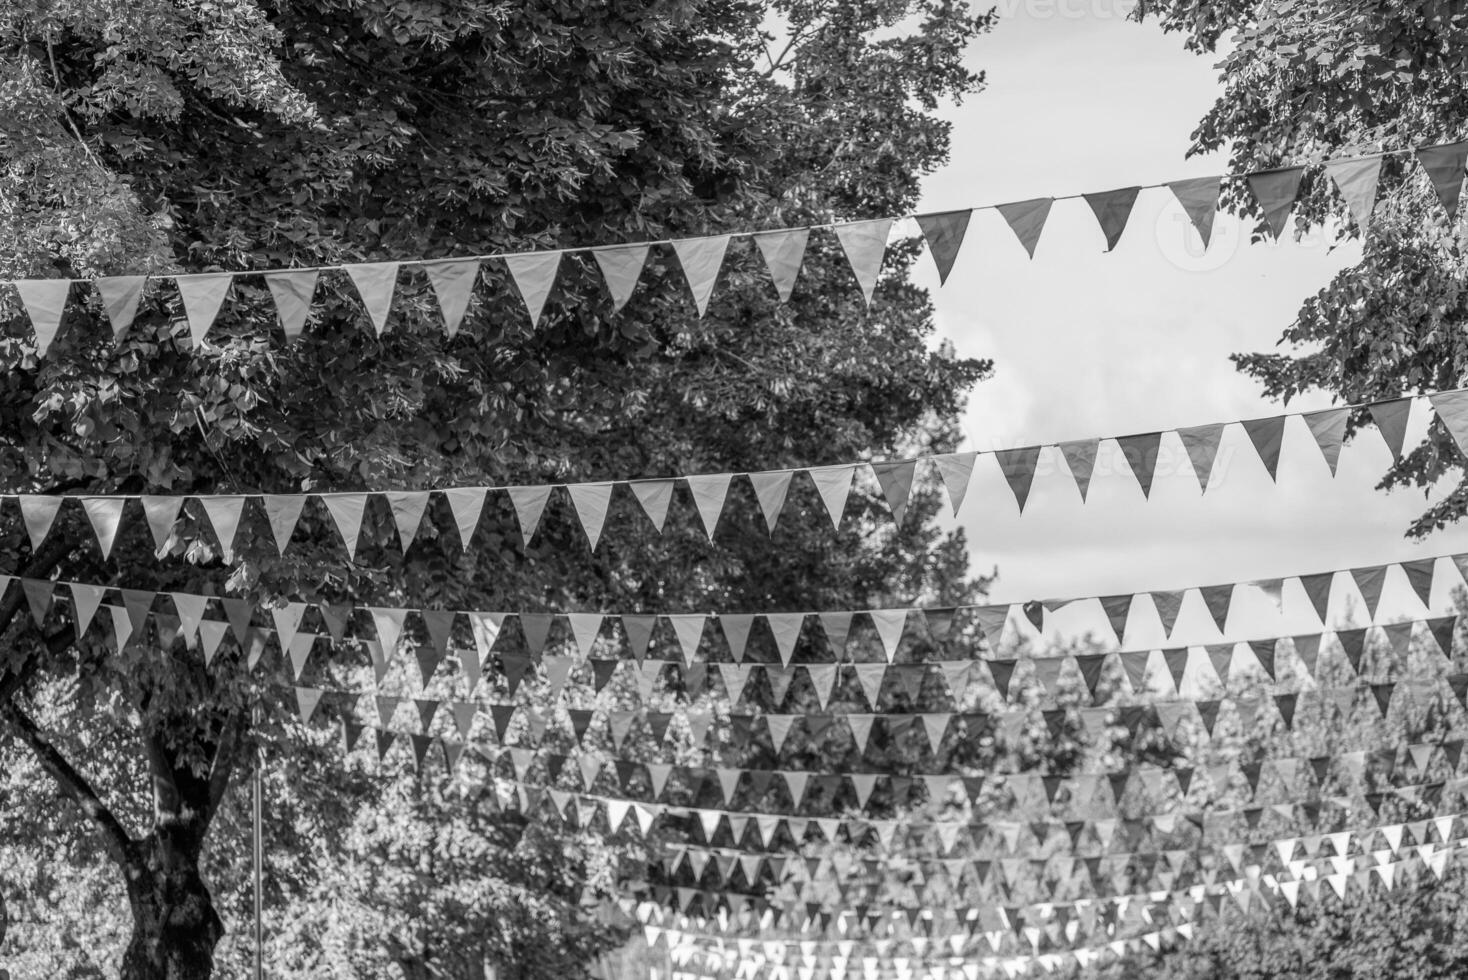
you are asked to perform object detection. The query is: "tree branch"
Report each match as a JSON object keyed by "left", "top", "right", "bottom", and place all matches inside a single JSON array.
[
  {"left": 0, "top": 699, "right": 135, "bottom": 867},
  {"left": 203, "top": 710, "right": 247, "bottom": 829}
]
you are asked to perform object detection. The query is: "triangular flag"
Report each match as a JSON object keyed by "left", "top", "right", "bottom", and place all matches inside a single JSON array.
[
  {"left": 294, "top": 687, "right": 324, "bottom": 725},
  {"left": 591, "top": 244, "right": 649, "bottom": 311},
  {"left": 94, "top": 276, "right": 146, "bottom": 340},
  {"left": 753, "top": 228, "right": 809, "bottom": 302},
  {"left": 819, "top": 612, "right": 853, "bottom": 659},
  {"left": 443, "top": 487, "right": 487, "bottom": 549},
  {"left": 1152, "top": 591, "right": 1184, "bottom": 637},
  {"left": 1430, "top": 390, "right": 1468, "bottom": 456},
  {"left": 621, "top": 615, "right": 655, "bottom": 661},
  {"left": 671, "top": 237, "right": 730, "bottom": 317},
  {"left": 720, "top": 614, "right": 754, "bottom": 662},
  {"left": 685, "top": 474, "right": 732, "bottom": 540},
  {"left": 1247, "top": 167, "right": 1306, "bottom": 239},
  {"left": 503, "top": 251, "right": 561, "bottom": 325},
  {"left": 916, "top": 210, "right": 972, "bottom": 285},
  {"left": 173, "top": 273, "right": 233, "bottom": 344},
  {"left": 423, "top": 259, "right": 479, "bottom": 336},
  {"left": 1300, "top": 572, "right": 1335, "bottom": 624},
  {"left": 1199, "top": 584, "right": 1234, "bottom": 633},
  {"left": 1304, "top": 408, "right": 1351, "bottom": 475},
  {"left": 765, "top": 613, "right": 804, "bottom": 666},
  {"left": 1350, "top": 565, "right": 1389, "bottom": 620},
  {"left": 14, "top": 279, "right": 71, "bottom": 355},
  {"left": 321, "top": 494, "right": 368, "bottom": 559},
  {"left": 70, "top": 583, "right": 106, "bottom": 636},
  {"left": 20, "top": 579, "right": 52, "bottom": 626},
  {"left": 139, "top": 495, "right": 183, "bottom": 553},
  {"left": 1241, "top": 415, "right": 1287, "bottom": 480},
  {"left": 1177, "top": 423, "right": 1225, "bottom": 491},
  {"left": 518, "top": 614, "right": 553, "bottom": 656},
  {"left": 853, "top": 666, "right": 886, "bottom": 710},
  {"left": 81, "top": 497, "right": 125, "bottom": 559},
  {"left": 507, "top": 485, "right": 552, "bottom": 543},
  {"left": 567, "top": 483, "right": 613, "bottom": 550},
  {"left": 264, "top": 269, "right": 319, "bottom": 341},
  {"left": 808, "top": 465, "right": 855, "bottom": 528},
  {"left": 993, "top": 447, "right": 1042, "bottom": 511},
  {"left": 1098, "top": 595, "right": 1134, "bottom": 644},
  {"left": 1115, "top": 432, "right": 1163, "bottom": 498},
  {"left": 1401, "top": 558, "right": 1437, "bottom": 609},
  {"left": 344, "top": 263, "right": 399, "bottom": 335},
  {"left": 748, "top": 470, "right": 794, "bottom": 532},
  {"left": 996, "top": 198, "right": 1052, "bottom": 258},
  {"left": 271, "top": 602, "right": 307, "bottom": 656},
  {"left": 1082, "top": 187, "right": 1141, "bottom": 251},
  {"left": 667, "top": 614, "right": 706, "bottom": 665},
  {"left": 199, "top": 495, "right": 246, "bottom": 561},
  {"left": 18, "top": 496, "right": 63, "bottom": 551},
  {"left": 1369, "top": 399, "right": 1412, "bottom": 459},
  {"left": 1168, "top": 176, "right": 1221, "bottom": 248},
  {"left": 834, "top": 218, "right": 892, "bottom": 305},
  {"left": 871, "top": 460, "right": 917, "bottom": 524},
  {"left": 630, "top": 480, "right": 674, "bottom": 532},
  {"left": 1324, "top": 157, "right": 1382, "bottom": 231},
  {"left": 1416, "top": 141, "right": 1468, "bottom": 221},
  {"left": 262, "top": 495, "right": 305, "bottom": 555},
  {"left": 870, "top": 610, "right": 908, "bottom": 663},
  {"left": 384, "top": 491, "right": 431, "bottom": 549},
  {"left": 1058, "top": 441, "right": 1098, "bottom": 502},
  {"left": 370, "top": 608, "right": 407, "bottom": 664},
  {"left": 934, "top": 453, "right": 977, "bottom": 514}
]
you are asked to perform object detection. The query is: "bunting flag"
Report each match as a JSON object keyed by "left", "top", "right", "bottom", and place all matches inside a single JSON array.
[
  {"left": 1058, "top": 441, "right": 1098, "bottom": 502},
  {"left": 686, "top": 474, "right": 732, "bottom": 540},
  {"left": 344, "top": 263, "right": 399, "bottom": 335},
  {"left": 95, "top": 276, "right": 146, "bottom": 340},
  {"left": 1247, "top": 167, "right": 1306, "bottom": 240},
  {"left": 591, "top": 244, "right": 649, "bottom": 311},
  {"left": 994, "top": 447, "right": 1042, "bottom": 511},
  {"left": 174, "top": 273, "right": 233, "bottom": 344},
  {"left": 671, "top": 237, "right": 730, "bottom": 317},
  {"left": 503, "top": 251, "right": 561, "bottom": 326},
  {"left": 321, "top": 494, "right": 368, "bottom": 559},
  {"left": 833, "top": 219, "right": 892, "bottom": 305},
  {"left": 423, "top": 260, "right": 480, "bottom": 337},
  {"left": 748, "top": 470, "right": 793, "bottom": 532},
  {"left": 1168, "top": 176, "right": 1221, "bottom": 248},
  {"left": 1083, "top": 187, "right": 1141, "bottom": 252},
  {"left": 1431, "top": 390, "right": 1468, "bottom": 456},
  {"left": 13, "top": 279, "right": 71, "bottom": 355},
  {"left": 808, "top": 466, "right": 855, "bottom": 529},
  {"left": 264, "top": 270, "right": 319, "bottom": 341},
  {"left": 996, "top": 198, "right": 1052, "bottom": 258},
  {"left": 1324, "top": 157, "right": 1383, "bottom": 231},
  {"left": 916, "top": 210, "right": 973, "bottom": 285},
  {"left": 1416, "top": 141, "right": 1468, "bottom": 222},
  {"left": 752, "top": 229, "right": 808, "bottom": 303},
  {"left": 507, "top": 484, "right": 552, "bottom": 543},
  {"left": 1304, "top": 407, "right": 1351, "bottom": 476},
  {"left": 567, "top": 483, "right": 614, "bottom": 550},
  {"left": 1371, "top": 399, "right": 1412, "bottom": 459}
]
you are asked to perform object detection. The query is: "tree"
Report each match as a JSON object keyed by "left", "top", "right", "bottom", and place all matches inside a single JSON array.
[
  {"left": 1132, "top": 0, "right": 1468, "bottom": 535},
  {"left": 0, "top": 1, "right": 995, "bottom": 977}
]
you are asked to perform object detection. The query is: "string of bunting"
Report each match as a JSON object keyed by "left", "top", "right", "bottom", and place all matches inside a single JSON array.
[
  {"left": 12, "top": 388, "right": 1468, "bottom": 561},
  {"left": 5, "top": 141, "right": 1465, "bottom": 356}
]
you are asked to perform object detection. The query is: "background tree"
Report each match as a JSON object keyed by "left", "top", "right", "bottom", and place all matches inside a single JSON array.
[{"left": 0, "top": 1, "right": 995, "bottom": 977}]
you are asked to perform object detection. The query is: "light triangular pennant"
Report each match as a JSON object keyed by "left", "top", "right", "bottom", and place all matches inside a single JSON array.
[
  {"left": 753, "top": 228, "right": 809, "bottom": 302},
  {"left": 443, "top": 487, "right": 487, "bottom": 548},
  {"left": 81, "top": 497, "right": 125, "bottom": 559},
  {"left": 808, "top": 465, "right": 855, "bottom": 528},
  {"left": 667, "top": 614, "right": 706, "bottom": 665},
  {"left": 1324, "top": 157, "right": 1382, "bottom": 231},
  {"left": 321, "top": 494, "right": 368, "bottom": 559},
  {"left": 807, "top": 664, "right": 839, "bottom": 709},
  {"left": 870, "top": 460, "right": 917, "bottom": 524},
  {"left": 507, "top": 485, "right": 553, "bottom": 543},
  {"left": 199, "top": 495, "right": 246, "bottom": 561},
  {"left": 1304, "top": 407, "right": 1351, "bottom": 475},
  {"left": 1241, "top": 415, "right": 1287, "bottom": 480},
  {"left": 1082, "top": 187, "right": 1141, "bottom": 251},
  {"left": 69, "top": 583, "right": 106, "bottom": 636},
  {"left": 384, "top": 491, "right": 431, "bottom": 549},
  {"left": 18, "top": 496, "right": 63, "bottom": 551},
  {"left": 1115, "top": 432, "right": 1163, "bottom": 498},
  {"left": 344, "top": 263, "right": 399, "bottom": 335},
  {"left": 1247, "top": 167, "right": 1306, "bottom": 239},
  {"left": 567, "top": 483, "right": 613, "bottom": 550},
  {"left": 720, "top": 614, "right": 754, "bottom": 662},
  {"left": 567, "top": 613, "right": 603, "bottom": 659},
  {"left": 869, "top": 610, "right": 908, "bottom": 663},
  {"left": 854, "top": 664, "right": 886, "bottom": 708},
  {"left": 95, "top": 276, "right": 146, "bottom": 341},
  {"left": 686, "top": 474, "right": 732, "bottom": 540},
  {"left": 1369, "top": 399, "right": 1412, "bottom": 459},
  {"left": 996, "top": 198, "right": 1052, "bottom": 258},
  {"left": 1167, "top": 176, "right": 1221, "bottom": 248},
  {"left": 1177, "top": 423, "right": 1225, "bottom": 491},
  {"left": 138, "top": 495, "right": 183, "bottom": 553},
  {"left": 630, "top": 480, "right": 674, "bottom": 532},
  {"left": 848, "top": 712, "right": 877, "bottom": 752},
  {"left": 765, "top": 613, "right": 804, "bottom": 666},
  {"left": 993, "top": 447, "right": 1042, "bottom": 512},
  {"left": 916, "top": 210, "right": 973, "bottom": 285},
  {"left": 1416, "top": 141, "right": 1468, "bottom": 221},
  {"left": 748, "top": 470, "right": 794, "bottom": 532},
  {"left": 170, "top": 592, "right": 207, "bottom": 640},
  {"left": 591, "top": 244, "right": 649, "bottom": 312},
  {"left": 819, "top": 612, "right": 853, "bottom": 658},
  {"left": 1058, "top": 441, "right": 1098, "bottom": 502},
  {"left": 174, "top": 273, "right": 233, "bottom": 345},
  {"left": 503, "top": 251, "right": 561, "bottom": 326},
  {"left": 423, "top": 260, "right": 479, "bottom": 336},
  {"left": 671, "top": 236, "right": 730, "bottom": 317},
  {"left": 1430, "top": 390, "right": 1468, "bottom": 456},
  {"left": 14, "top": 279, "right": 71, "bottom": 356},
  {"left": 262, "top": 495, "right": 305, "bottom": 555},
  {"left": 834, "top": 218, "right": 892, "bottom": 305},
  {"left": 264, "top": 270, "right": 319, "bottom": 341},
  {"left": 370, "top": 608, "right": 407, "bottom": 664},
  {"left": 934, "top": 453, "right": 977, "bottom": 515}
]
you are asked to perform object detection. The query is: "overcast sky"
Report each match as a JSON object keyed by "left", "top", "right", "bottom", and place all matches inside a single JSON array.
[{"left": 908, "top": 0, "right": 1468, "bottom": 629}]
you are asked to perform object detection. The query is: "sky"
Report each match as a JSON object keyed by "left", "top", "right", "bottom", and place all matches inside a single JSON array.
[{"left": 908, "top": 0, "right": 1468, "bottom": 627}]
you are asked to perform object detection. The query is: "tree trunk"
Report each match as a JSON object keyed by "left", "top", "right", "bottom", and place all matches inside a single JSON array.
[{"left": 119, "top": 828, "right": 225, "bottom": 980}]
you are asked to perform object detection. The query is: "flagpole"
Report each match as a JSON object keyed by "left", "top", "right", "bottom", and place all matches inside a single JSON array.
[{"left": 252, "top": 708, "right": 264, "bottom": 980}]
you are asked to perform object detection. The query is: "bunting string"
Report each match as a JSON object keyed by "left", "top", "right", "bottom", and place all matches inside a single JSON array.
[{"left": 4, "top": 141, "right": 1464, "bottom": 355}]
